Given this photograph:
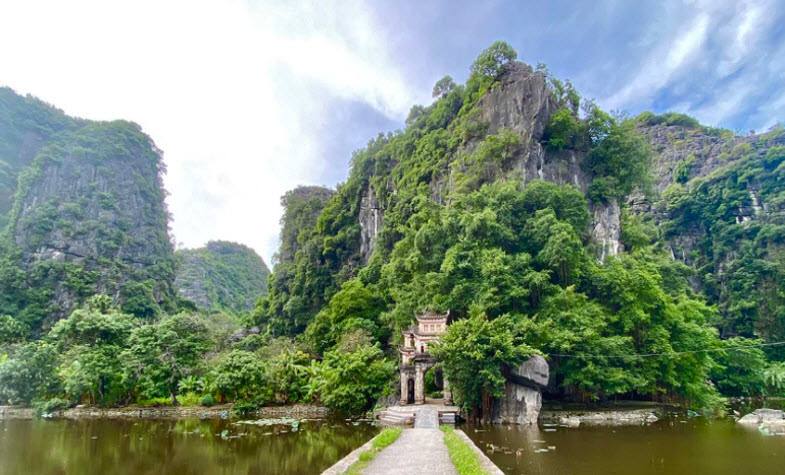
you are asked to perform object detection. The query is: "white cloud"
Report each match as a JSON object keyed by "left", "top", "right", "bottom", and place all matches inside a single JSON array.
[
  {"left": 0, "top": 0, "right": 415, "bottom": 263},
  {"left": 604, "top": 13, "right": 709, "bottom": 110}
]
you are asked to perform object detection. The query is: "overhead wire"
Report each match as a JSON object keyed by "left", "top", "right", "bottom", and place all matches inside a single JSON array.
[{"left": 546, "top": 340, "right": 785, "bottom": 359}]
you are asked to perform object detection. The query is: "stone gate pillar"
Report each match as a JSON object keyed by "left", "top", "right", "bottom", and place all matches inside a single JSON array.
[
  {"left": 414, "top": 364, "right": 425, "bottom": 404},
  {"left": 443, "top": 376, "right": 452, "bottom": 405},
  {"left": 399, "top": 370, "right": 408, "bottom": 405}
]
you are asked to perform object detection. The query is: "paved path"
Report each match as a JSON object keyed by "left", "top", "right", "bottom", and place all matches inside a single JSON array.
[
  {"left": 414, "top": 406, "right": 439, "bottom": 428},
  {"left": 362, "top": 428, "right": 458, "bottom": 475}
]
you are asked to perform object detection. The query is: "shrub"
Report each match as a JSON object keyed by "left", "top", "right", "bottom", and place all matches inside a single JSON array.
[
  {"left": 32, "top": 397, "right": 71, "bottom": 417},
  {"left": 544, "top": 108, "right": 585, "bottom": 150},
  {"left": 200, "top": 394, "right": 216, "bottom": 407},
  {"left": 310, "top": 343, "right": 395, "bottom": 414}
]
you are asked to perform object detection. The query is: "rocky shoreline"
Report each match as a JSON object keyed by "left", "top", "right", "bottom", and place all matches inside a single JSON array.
[
  {"left": 737, "top": 408, "right": 785, "bottom": 436},
  {"left": 539, "top": 407, "right": 664, "bottom": 427},
  {"left": 0, "top": 404, "right": 330, "bottom": 420}
]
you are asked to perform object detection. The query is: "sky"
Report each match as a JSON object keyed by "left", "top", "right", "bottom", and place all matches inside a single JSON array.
[{"left": 1, "top": 0, "right": 783, "bottom": 265}]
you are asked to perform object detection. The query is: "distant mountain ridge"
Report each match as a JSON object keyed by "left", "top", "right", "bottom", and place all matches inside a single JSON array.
[{"left": 175, "top": 240, "right": 270, "bottom": 314}]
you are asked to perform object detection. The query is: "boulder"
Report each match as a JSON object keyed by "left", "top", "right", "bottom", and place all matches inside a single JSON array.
[
  {"left": 737, "top": 408, "right": 785, "bottom": 425},
  {"left": 510, "top": 354, "right": 549, "bottom": 388},
  {"left": 492, "top": 355, "right": 550, "bottom": 424},
  {"left": 492, "top": 383, "right": 542, "bottom": 425}
]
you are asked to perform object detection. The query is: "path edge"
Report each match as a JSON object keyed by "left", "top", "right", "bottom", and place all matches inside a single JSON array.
[
  {"left": 321, "top": 433, "right": 378, "bottom": 475},
  {"left": 454, "top": 429, "right": 505, "bottom": 475}
]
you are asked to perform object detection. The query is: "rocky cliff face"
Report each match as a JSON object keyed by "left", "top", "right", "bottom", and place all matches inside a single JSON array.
[
  {"left": 175, "top": 240, "right": 270, "bottom": 313},
  {"left": 359, "top": 182, "right": 384, "bottom": 262},
  {"left": 0, "top": 105, "right": 175, "bottom": 330},
  {"left": 0, "top": 87, "right": 83, "bottom": 230},
  {"left": 358, "top": 63, "right": 620, "bottom": 260}
]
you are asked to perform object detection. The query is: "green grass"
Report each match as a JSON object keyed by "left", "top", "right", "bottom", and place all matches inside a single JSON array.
[
  {"left": 441, "top": 426, "right": 487, "bottom": 475},
  {"left": 344, "top": 427, "right": 403, "bottom": 475}
]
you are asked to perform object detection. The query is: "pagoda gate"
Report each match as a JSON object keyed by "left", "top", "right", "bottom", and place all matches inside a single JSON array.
[{"left": 399, "top": 311, "right": 451, "bottom": 405}]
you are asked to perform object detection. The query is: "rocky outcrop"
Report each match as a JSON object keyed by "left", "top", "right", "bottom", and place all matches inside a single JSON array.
[
  {"left": 737, "top": 408, "right": 785, "bottom": 435},
  {"left": 471, "top": 64, "right": 616, "bottom": 260},
  {"left": 592, "top": 200, "right": 622, "bottom": 261},
  {"left": 0, "top": 87, "right": 83, "bottom": 229},
  {"left": 359, "top": 183, "right": 383, "bottom": 262},
  {"left": 539, "top": 407, "right": 661, "bottom": 427},
  {"left": 737, "top": 408, "right": 785, "bottom": 425},
  {"left": 492, "top": 355, "right": 549, "bottom": 425},
  {"left": 476, "top": 63, "right": 590, "bottom": 192}
]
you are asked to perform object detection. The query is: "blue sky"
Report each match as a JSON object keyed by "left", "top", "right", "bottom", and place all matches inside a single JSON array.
[
  {"left": 1, "top": 0, "right": 783, "bottom": 263},
  {"left": 315, "top": 0, "right": 785, "bottom": 184}
]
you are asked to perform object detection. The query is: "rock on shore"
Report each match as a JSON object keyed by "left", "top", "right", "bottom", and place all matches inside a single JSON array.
[{"left": 737, "top": 408, "right": 785, "bottom": 435}]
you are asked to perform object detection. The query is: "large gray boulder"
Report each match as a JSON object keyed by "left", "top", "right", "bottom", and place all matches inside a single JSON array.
[
  {"left": 509, "top": 354, "right": 549, "bottom": 388},
  {"left": 737, "top": 408, "right": 785, "bottom": 425},
  {"left": 492, "top": 355, "right": 550, "bottom": 425}
]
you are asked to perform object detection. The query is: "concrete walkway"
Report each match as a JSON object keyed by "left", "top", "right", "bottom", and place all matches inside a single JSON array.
[
  {"left": 323, "top": 403, "right": 504, "bottom": 475},
  {"left": 414, "top": 406, "right": 439, "bottom": 428},
  {"left": 362, "top": 428, "right": 458, "bottom": 475}
]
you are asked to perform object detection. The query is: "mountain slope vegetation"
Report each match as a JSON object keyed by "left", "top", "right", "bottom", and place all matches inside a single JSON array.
[
  {"left": 2, "top": 42, "right": 785, "bottom": 416},
  {"left": 0, "top": 88, "right": 176, "bottom": 332},
  {"left": 175, "top": 241, "right": 270, "bottom": 314}
]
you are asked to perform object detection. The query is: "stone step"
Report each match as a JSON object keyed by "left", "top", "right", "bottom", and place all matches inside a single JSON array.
[
  {"left": 378, "top": 414, "right": 415, "bottom": 425},
  {"left": 439, "top": 412, "right": 457, "bottom": 424}
]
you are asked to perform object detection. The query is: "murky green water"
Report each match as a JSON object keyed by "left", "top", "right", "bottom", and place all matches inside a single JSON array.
[
  {"left": 464, "top": 416, "right": 785, "bottom": 475},
  {"left": 0, "top": 418, "right": 377, "bottom": 475}
]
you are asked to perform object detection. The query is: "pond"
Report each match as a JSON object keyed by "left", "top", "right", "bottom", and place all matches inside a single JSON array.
[
  {"left": 463, "top": 416, "right": 785, "bottom": 475},
  {"left": 0, "top": 417, "right": 377, "bottom": 475}
]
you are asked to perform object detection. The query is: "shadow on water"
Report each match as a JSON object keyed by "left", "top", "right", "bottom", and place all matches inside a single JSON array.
[{"left": 0, "top": 417, "right": 378, "bottom": 475}]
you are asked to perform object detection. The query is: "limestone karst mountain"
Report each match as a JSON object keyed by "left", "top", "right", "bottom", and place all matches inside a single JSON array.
[
  {"left": 259, "top": 58, "right": 785, "bottom": 359},
  {"left": 175, "top": 240, "right": 270, "bottom": 314},
  {"left": 0, "top": 87, "right": 176, "bottom": 331}
]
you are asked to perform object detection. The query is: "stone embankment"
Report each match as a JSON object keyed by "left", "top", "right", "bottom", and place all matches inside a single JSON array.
[{"left": 0, "top": 404, "right": 329, "bottom": 420}]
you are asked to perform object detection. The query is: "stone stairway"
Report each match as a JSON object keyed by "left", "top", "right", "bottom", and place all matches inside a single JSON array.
[
  {"left": 377, "top": 403, "right": 459, "bottom": 426},
  {"left": 377, "top": 406, "right": 416, "bottom": 425}
]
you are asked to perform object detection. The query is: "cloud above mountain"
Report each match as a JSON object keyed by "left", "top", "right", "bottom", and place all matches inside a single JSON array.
[{"left": 1, "top": 0, "right": 782, "bottom": 263}]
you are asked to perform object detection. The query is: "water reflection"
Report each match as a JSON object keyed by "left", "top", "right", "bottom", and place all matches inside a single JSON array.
[
  {"left": 0, "top": 418, "right": 377, "bottom": 475},
  {"left": 463, "top": 416, "right": 785, "bottom": 475}
]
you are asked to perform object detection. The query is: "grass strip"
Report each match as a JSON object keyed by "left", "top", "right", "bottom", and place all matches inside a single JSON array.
[
  {"left": 441, "top": 426, "right": 487, "bottom": 475},
  {"left": 344, "top": 427, "right": 403, "bottom": 475}
]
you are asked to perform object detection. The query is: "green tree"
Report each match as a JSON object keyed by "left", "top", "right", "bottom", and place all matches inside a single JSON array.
[
  {"left": 584, "top": 107, "right": 651, "bottom": 202},
  {"left": 544, "top": 108, "right": 585, "bottom": 150},
  {"left": 208, "top": 349, "right": 270, "bottom": 403},
  {"left": 310, "top": 342, "right": 394, "bottom": 414},
  {"left": 60, "top": 345, "right": 127, "bottom": 405},
  {"left": 0, "top": 341, "right": 60, "bottom": 404},
  {"left": 431, "top": 313, "right": 534, "bottom": 417},
  {"left": 710, "top": 338, "right": 767, "bottom": 397},
  {"left": 123, "top": 314, "right": 211, "bottom": 404},
  {"left": 470, "top": 41, "right": 518, "bottom": 80},
  {"left": 0, "top": 315, "right": 27, "bottom": 344},
  {"left": 432, "top": 75, "right": 457, "bottom": 98}
]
